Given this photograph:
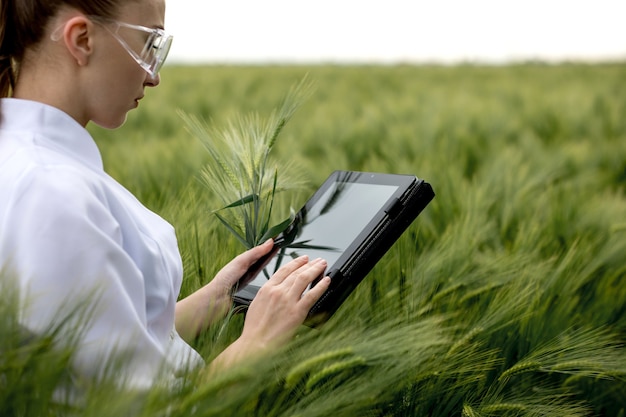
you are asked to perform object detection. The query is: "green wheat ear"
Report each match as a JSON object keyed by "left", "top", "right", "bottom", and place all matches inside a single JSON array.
[
  {"left": 304, "top": 356, "right": 367, "bottom": 393},
  {"left": 285, "top": 347, "right": 355, "bottom": 388},
  {"left": 178, "top": 76, "right": 315, "bottom": 249},
  {"left": 462, "top": 404, "right": 480, "bottom": 417},
  {"left": 498, "top": 361, "right": 541, "bottom": 381},
  {"left": 481, "top": 403, "right": 528, "bottom": 413},
  {"left": 446, "top": 326, "right": 484, "bottom": 357}
]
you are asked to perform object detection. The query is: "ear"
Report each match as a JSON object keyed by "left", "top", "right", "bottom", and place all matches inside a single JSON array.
[{"left": 61, "top": 16, "right": 95, "bottom": 67}]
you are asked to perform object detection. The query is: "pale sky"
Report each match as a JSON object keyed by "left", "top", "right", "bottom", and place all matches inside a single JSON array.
[{"left": 165, "top": 0, "right": 626, "bottom": 64}]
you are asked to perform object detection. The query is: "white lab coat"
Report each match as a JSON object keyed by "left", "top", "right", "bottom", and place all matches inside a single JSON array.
[{"left": 0, "top": 98, "right": 203, "bottom": 389}]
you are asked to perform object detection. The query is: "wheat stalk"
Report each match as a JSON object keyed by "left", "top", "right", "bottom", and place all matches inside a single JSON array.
[{"left": 179, "top": 76, "right": 314, "bottom": 248}]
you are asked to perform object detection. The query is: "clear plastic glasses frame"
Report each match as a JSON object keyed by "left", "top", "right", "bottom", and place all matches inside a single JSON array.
[{"left": 51, "top": 15, "right": 173, "bottom": 77}]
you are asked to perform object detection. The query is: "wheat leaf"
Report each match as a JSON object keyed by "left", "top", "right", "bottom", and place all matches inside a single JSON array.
[
  {"left": 260, "top": 217, "right": 293, "bottom": 242},
  {"left": 214, "top": 212, "right": 251, "bottom": 249},
  {"left": 214, "top": 194, "right": 259, "bottom": 211}
]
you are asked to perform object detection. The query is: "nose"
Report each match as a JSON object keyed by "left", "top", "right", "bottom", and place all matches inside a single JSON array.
[{"left": 145, "top": 72, "right": 161, "bottom": 87}]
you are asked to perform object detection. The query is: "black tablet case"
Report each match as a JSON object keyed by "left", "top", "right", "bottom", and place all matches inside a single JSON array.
[{"left": 233, "top": 170, "right": 435, "bottom": 325}]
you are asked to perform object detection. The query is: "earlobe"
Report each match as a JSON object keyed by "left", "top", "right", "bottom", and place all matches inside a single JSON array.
[{"left": 62, "top": 16, "right": 94, "bottom": 67}]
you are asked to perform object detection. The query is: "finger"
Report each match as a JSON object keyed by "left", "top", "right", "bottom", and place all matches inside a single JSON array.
[
  {"left": 245, "top": 238, "right": 275, "bottom": 263},
  {"left": 229, "top": 238, "right": 275, "bottom": 270},
  {"left": 214, "top": 239, "right": 275, "bottom": 288},
  {"left": 287, "top": 258, "right": 327, "bottom": 297},
  {"left": 238, "top": 240, "right": 280, "bottom": 285},
  {"left": 300, "top": 276, "right": 331, "bottom": 308},
  {"left": 266, "top": 255, "right": 309, "bottom": 285}
]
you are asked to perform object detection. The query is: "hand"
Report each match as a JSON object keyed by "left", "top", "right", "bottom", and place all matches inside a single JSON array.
[
  {"left": 240, "top": 255, "right": 331, "bottom": 350},
  {"left": 175, "top": 239, "right": 277, "bottom": 342},
  {"left": 207, "top": 256, "right": 331, "bottom": 371},
  {"left": 210, "top": 238, "right": 276, "bottom": 297}
]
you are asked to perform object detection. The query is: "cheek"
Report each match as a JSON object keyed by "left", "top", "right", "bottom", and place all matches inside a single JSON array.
[
  {"left": 94, "top": 66, "right": 145, "bottom": 128},
  {"left": 89, "top": 74, "right": 143, "bottom": 129},
  {"left": 85, "top": 38, "right": 148, "bottom": 128}
]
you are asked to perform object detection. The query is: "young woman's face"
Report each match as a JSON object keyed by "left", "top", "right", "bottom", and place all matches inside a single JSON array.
[{"left": 85, "top": 0, "right": 166, "bottom": 129}]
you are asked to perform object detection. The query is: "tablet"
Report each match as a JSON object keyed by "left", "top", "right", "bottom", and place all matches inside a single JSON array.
[{"left": 233, "top": 170, "right": 435, "bottom": 325}]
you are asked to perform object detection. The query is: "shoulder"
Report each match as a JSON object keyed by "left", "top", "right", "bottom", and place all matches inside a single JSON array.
[
  {"left": 0, "top": 156, "right": 122, "bottom": 250},
  {"left": 4, "top": 157, "right": 107, "bottom": 211}
]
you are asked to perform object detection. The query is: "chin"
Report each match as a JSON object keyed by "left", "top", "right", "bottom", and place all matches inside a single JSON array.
[{"left": 92, "top": 113, "right": 129, "bottom": 130}]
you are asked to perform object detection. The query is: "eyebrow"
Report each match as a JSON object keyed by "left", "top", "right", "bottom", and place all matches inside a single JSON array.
[{"left": 150, "top": 19, "right": 166, "bottom": 30}]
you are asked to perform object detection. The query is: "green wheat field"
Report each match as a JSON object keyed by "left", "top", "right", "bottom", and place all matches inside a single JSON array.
[{"left": 2, "top": 63, "right": 626, "bottom": 416}]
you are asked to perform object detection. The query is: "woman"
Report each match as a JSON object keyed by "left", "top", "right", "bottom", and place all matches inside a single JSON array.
[{"left": 0, "top": 0, "right": 330, "bottom": 388}]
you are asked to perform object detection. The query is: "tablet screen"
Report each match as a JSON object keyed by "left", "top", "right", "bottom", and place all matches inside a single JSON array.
[{"left": 237, "top": 180, "right": 399, "bottom": 295}]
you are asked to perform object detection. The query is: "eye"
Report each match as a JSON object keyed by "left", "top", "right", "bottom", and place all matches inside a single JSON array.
[
  {"left": 140, "top": 33, "right": 158, "bottom": 56},
  {"left": 152, "top": 36, "right": 163, "bottom": 50},
  {"left": 151, "top": 32, "right": 169, "bottom": 52}
]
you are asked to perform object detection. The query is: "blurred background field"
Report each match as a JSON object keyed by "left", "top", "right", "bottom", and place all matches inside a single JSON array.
[{"left": 4, "top": 63, "right": 626, "bottom": 416}]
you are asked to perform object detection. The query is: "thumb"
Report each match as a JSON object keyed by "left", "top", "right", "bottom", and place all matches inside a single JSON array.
[{"left": 215, "top": 239, "right": 276, "bottom": 288}]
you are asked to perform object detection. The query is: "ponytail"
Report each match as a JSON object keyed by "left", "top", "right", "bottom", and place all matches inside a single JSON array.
[
  {"left": 0, "top": 56, "right": 13, "bottom": 99},
  {"left": 0, "top": 56, "right": 15, "bottom": 99},
  {"left": 0, "top": 0, "right": 15, "bottom": 98}
]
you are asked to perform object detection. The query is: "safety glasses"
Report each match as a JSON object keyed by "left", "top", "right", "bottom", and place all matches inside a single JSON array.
[
  {"left": 89, "top": 16, "right": 173, "bottom": 78},
  {"left": 51, "top": 15, "right": 173, "bottom": 77}
]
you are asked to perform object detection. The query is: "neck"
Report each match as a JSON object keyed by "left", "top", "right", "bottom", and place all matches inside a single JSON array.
[{"left": 13, "top": 52, "right": 89, "bottom": 127}]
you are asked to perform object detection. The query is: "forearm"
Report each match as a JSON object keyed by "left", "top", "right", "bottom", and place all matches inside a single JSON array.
[
  {"left": 175, "top": 280, "right": 233, "bottom": 343},
  {"left": 206, "top": 260, "right": 332, "bottom": 375},
  {"left": 202, "top": 336, "right": 267, "bottom": 377}
]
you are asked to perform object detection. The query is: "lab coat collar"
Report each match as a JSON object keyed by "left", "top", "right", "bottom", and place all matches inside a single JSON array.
[{"left": 1, "top": 98, "right": 104, "bottom": 171}]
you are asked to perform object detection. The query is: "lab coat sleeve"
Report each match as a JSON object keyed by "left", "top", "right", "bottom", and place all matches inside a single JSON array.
[{"left": 1, "top": 163, "right": 177, "bottom": 388}]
